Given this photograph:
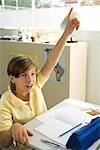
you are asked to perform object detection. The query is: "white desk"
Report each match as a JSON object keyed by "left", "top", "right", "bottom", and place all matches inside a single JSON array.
[{"left": 25, "top": 98, "right": 100, "bottom": 150}]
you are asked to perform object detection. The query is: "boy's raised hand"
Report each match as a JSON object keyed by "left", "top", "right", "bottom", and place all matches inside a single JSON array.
[{"left": 65, "top": 7, "right": 80, "bottom": 35}]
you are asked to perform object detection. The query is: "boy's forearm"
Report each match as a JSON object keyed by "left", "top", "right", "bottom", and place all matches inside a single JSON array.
[
  {"left": 41, "top": 30, "right": 69, "bottom": 76},
  {"left": 0, "top": 127, "right": 13, "bottom": 148},
  {"left": 41, "top": 8, "right": 80, "bottom": 77},
  {"left": 47, "top": 30, "right": 69, "bottom": 65}
]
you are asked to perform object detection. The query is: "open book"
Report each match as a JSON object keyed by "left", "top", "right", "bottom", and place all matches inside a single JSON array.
[{"left": 35, "top": 105, "right": 95, "bottom": 146}]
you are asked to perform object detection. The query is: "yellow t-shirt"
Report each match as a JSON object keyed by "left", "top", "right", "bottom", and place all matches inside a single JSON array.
[{"left": 0, "top": 71, "right": 49, "bottom": 150}]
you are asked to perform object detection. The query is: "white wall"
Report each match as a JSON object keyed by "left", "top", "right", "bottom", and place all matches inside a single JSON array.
[
  {"left": 0, "top": 10, "right": 35, "bottom": 28},
  {"left": 34, "top": 6, "right": 100, "bottom": 31},
  {"left": 74, "top": 31, "right": 100, "bottom": 105}
]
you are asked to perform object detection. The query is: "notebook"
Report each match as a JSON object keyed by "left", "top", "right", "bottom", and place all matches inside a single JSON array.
[{"left": 34, "top": 108, "right": 94, "bottom": 146}]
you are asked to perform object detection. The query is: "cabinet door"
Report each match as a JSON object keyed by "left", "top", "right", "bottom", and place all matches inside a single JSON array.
[
  {"left": 42, "top": 45, "right": 70, "bottom": 108},
  {"left": 69, "top": 42, "right": 87, "bottom": 101}
]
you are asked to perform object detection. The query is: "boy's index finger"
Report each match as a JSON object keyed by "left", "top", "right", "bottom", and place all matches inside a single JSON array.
[{"left": 68, "top": 7, "right": 73, "bottom": 16}]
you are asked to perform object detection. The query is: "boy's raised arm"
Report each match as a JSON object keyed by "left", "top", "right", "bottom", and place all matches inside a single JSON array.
[{"left": 41, "top": 8, "right": 80, "bottom": 77}]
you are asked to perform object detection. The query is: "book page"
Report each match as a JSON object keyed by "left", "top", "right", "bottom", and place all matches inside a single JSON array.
[
  {"left": 34, "top": 118, "right": 74, "bottom": 146},
  {"left": 36, "top": 103, "right": 94, "bottom": 125},
  {"left": 55, "top": 107, "right": 94, "bottom": 126},
  {"left": 36, "top": 104, "right": 83, "bottom": 123}
]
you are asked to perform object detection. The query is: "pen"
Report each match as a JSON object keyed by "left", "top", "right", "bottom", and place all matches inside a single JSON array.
[
  {"left": 41, "top": 139, "right": 60, "bottom": 147},
  {"left": 58, "top": 122, "right": 82, "bottom": 138}
]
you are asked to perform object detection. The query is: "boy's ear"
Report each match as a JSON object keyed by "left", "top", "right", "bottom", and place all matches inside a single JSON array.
[{"left": 9, "top": 75, "right": 15, "bottom": 83}]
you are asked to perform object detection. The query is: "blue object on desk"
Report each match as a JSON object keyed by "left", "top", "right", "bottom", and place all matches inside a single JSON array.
[
  {"left": 66, "top": 117, "right": 100, "bottom": 150},
  {"left": 58, "top": 123, "right": 82, "bottom": 137}
]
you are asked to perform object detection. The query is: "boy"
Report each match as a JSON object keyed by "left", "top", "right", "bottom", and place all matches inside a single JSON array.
[{"left": 0, "top": 8, "right": 80, "bottom": 150}]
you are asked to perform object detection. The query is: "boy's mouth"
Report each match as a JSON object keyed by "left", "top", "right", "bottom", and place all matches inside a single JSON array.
[{"left": 26, "top": 84, "right": 33, "bottom": 88}]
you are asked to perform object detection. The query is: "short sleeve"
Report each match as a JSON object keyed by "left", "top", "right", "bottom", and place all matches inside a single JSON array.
[{"left": 36, "top": 71, "right": 50, "bottom": 88}]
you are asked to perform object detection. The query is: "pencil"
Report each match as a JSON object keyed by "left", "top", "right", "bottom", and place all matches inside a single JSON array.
[
  {"left": 41, "top": 139, "right": 60, "bottom": 147},
  {"left": 58, "top": 122, "right": 82, "bottom": 137}
]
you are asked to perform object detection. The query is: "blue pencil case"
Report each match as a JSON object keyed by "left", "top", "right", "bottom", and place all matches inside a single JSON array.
[{"left": 66, "top": 117, "right": 100, "bottom": 150}]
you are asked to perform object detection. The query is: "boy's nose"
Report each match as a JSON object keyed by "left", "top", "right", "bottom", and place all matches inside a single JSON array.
[{"left": 26, "top": 75, "right": 32, "bottom": 82}]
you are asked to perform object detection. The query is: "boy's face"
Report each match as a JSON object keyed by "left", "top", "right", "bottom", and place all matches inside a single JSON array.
[{"left": 9, "top": 67, "right": 36, "bottom": 98}]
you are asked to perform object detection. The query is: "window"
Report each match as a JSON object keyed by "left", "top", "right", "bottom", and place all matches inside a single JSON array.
[
  {"left": 80, "top": 0, "right": 100, "bottom": 6},
  {"left": 18, "top": 0, "right": 32, "bottom": 8},
  {"left": 5, "top": 0, "right": 16, "bottom": 6},
  {"left": 0, "top": 0, "right": 32, "bottom": 10},
  {"left": 0, "top": 0, "right": 100, "bottom": 10},
  {"left": 35, "top": 0, "right": 100, "bottom": 8}
]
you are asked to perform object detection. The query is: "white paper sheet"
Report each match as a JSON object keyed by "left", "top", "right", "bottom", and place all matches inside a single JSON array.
[{"left": 35, "top": 118, "right": 74, "bottom": 146}]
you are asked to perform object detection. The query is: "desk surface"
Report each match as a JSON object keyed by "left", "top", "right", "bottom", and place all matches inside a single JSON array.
[{"left": 25, "top": 98, "right": 100, "bottom": 150}]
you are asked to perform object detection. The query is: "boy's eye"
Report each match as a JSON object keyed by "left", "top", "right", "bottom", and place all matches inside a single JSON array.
[
  {"left": 20, "top": 73, "right": 26, "bottom": 77},
  {"left": 32, "top": 72, "right": 36, "bottom": 76}
]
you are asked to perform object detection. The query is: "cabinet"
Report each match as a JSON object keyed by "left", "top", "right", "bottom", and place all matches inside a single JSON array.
[{"left": 0, "top": 41, "right": 87, "bottom": 108}]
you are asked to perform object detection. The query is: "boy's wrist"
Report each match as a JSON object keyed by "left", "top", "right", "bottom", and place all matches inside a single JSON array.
[{"left": 63, "top": 30, "right": 70, "bottom": 40}]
